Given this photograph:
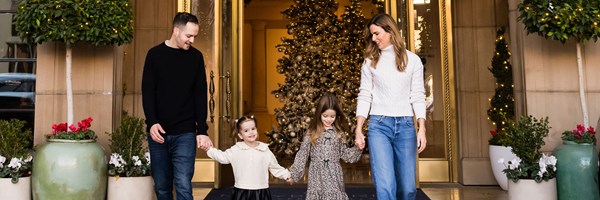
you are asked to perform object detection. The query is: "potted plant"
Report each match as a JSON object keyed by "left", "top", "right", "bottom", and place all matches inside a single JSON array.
[
  {"left": 553, "top": 124, "right": 599, "bottom": 199},
  {"left": 14, "top": 1, "right": 132, "bottom": 198},
  {"left": 488, "top": 129, "right": 515, "bottom": 190},
  {"left": 107, "top": 115, "right": 155, "bottom": 200},
  {"left": 32, "top": 117, "right": 107, "bottom": 200},
  {"left": 499, "top": 115, "right": 557, "bottom": 200},
  {"left": 0, "top": 119, "right": 32, "bottom": 200}
]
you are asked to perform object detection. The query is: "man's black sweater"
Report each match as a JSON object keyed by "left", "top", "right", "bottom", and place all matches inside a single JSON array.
[{"left": 141, "top": 42, "right": 208, "bottom": 135}]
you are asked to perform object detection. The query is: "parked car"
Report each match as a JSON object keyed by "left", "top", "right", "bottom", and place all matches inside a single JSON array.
[{"left": 0, "top": 73, "right": 35, "bottom": 129}]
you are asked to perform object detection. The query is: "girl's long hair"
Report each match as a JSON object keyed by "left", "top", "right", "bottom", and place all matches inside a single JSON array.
[
  {"left": 307, "top": 94, "right": 349, "bottom": 144},
  {"left": 364, "top": 13, "right": 408, "bottom": 71}
]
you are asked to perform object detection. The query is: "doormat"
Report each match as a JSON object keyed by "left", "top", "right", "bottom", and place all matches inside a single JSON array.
[{"left": 204, "top": 185, "right": 431, "bottom": 200}]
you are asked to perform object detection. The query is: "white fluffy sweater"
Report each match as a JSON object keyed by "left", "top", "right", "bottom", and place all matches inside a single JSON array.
[{"left": 356, "top": 45, "right": 426, "bottom": 120}]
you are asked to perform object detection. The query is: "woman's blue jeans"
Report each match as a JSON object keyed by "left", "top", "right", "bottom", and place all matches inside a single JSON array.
[
  {"left": 148, "top": 132, "right": 197, "bottom": 200},
  {"left": 368, "top": 115, "right": 417, "bottom": 200}
]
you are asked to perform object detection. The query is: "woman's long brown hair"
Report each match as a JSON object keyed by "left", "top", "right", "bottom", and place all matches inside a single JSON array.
[{"left": 364, "top": 13, "right": 408, "bottom": 71}]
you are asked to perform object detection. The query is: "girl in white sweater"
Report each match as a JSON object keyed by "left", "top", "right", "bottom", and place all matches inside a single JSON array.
[
  {"left": 354, "top": 13, "right": 427, "bottom": 200},
  {"left": 202, "top": 116, "right": 292, "bottom": 200}
]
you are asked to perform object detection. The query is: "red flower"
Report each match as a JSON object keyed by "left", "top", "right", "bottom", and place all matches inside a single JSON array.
[
  {"left": 490, "top": 130, "right": 497, "bottom": 136},
  {"left": 52, "top": 123, "right": 68, "bottom": 133},
  {"left": 588, "top": 126, "right": 596, "bottom": 135},
  {"left": 576, "top": 124, "right": 585, "bottom": 134},
  {"left": 69, "top": 124, "right": 77, "bottom": 132}
]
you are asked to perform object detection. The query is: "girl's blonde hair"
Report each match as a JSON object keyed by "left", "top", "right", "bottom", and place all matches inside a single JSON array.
[
  {"left": 307, "top": 94, "right": 349, "bottom": 144},
  {"left": 364, "top": 13, "right": 408, "bottom": 72},
  {"left": 232, "top": 115, "right": 256, "bottom": 141}
]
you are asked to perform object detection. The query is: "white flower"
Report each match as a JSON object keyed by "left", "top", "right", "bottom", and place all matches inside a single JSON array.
[
  {"left": 134, "top": 159, "right": 142, "bottom": 166},
  {"left": 497, "top": 158, "right": 505, "bottom": 164},
  {"left": 0, "top": 155, "right": 6, "bottom": 167},
  {"left": 545, "top": 155, "right": 557, "bottom": 166},
  {"left": 132, "top": 156, "right": 139, "bottom": 162},
  {"left": 109, "top": 153, "right": 126, "bottom": 167},
  {"left": 8, "top": 157, "right": 22, "bottom": 169},
  {"left": 508, "top": 158, "right": 521, "bottom": 170},
  {"left": 144, "top": 152, "right": 151, "bottom": 164},
  {"left": 23, "top": 155, "right": 33, "bottom": 163},
  {"left": 538, "top": 158, "right": 547, "bottom": 170}
]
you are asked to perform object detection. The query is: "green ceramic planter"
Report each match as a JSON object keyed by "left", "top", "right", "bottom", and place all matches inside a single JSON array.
[
  {"left": 32, "top": 139, "right": 107, "bottom": 200},
  {"left": 553, "top": 141, "right": 600, "bottom": 200}
]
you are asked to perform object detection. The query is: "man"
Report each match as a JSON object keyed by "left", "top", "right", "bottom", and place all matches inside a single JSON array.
[{"left": 142, "top": 12, "right": 213, "bottom": 200}]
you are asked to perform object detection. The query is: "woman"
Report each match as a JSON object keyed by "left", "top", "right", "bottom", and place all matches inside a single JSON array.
[{"left": 354, "top": 13, "right": 427, "bottom": 200}]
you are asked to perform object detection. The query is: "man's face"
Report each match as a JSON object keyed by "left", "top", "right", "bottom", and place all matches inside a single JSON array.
[{"left": 173, "top": 22, "right": 199, "bottom": 50}]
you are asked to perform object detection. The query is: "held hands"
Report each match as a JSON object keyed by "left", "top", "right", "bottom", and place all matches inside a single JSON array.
[
  {"left": 149, "top": 123, "right": 166, "bottom": 143},
  {"left": 197, "top": 135, "right": 214, "bottom": 150},
  {"left": 354, "top": 130, "right": 366, "bottom": 150},
  {"left": 286, "top": 178, "right": 294, "bottom": 185}
]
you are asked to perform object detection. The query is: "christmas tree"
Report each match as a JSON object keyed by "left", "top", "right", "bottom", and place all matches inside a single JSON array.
[
  {"left": 336, "top": 0, "right": 366, "bottom": 142},
  {"left": 266, "top": 0, "right": 365, "bottom": 157},
  {"left": 487, "top": 28, "right": 514, "bottom": 132}
]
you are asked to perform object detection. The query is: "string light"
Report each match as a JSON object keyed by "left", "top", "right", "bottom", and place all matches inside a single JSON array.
[{"left": 488, "top": 28, "right": 515, "bottom": 133}]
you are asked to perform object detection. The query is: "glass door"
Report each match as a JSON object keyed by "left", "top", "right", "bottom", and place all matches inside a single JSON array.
[
  {"left": 394, "top": 0, "right": 457, "bottom": 182},
  {"left": 184, "top": 0, "right": 242, "bottom": 188}
]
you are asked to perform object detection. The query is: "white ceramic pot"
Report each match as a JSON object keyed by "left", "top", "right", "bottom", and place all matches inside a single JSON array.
[
  {"left": 489, "top": 145, "right": 516, "bottom": 190},
  {"left": 0, "top": 176, "right": 31, "bottom": 200},
  {"left": 107, "top": 176, "right": 156, "bottom": 200},
  {"left": 508, "top": 178, "right": 557, "bottom": 200}
]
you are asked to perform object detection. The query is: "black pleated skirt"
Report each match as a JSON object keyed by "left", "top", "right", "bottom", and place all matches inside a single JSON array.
[{"left": 231, "top": 187, "right": 272, "bottom": 200}]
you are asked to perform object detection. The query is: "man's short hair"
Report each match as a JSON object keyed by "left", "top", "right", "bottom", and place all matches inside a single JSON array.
[{"left": 173, "top": 12, "right": 199, "bottom": 28}]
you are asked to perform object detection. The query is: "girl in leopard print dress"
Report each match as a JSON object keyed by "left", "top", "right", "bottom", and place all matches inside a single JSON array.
[{"left": 289, "top": 94, "right": 363, "bottom": 200}]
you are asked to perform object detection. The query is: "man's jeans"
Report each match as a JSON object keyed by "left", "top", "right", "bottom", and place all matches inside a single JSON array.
[
  {"left": 368, "top": 115, "right": 417, "bottom": 200},
  {"left": 148, "top": 132, "right": 196, "bottom": 200}
]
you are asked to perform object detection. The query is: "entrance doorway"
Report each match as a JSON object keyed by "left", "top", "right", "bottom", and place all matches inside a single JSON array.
[{"left": 184, "top": 0, "right": 456, "bottom": 186}]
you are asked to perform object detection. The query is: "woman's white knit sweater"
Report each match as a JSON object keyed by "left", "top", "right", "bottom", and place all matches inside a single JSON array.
[{"left": 356, "top": 45, "right": 426, "bottom": 120}]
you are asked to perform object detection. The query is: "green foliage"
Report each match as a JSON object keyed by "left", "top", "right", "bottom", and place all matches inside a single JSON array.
[
  {"left": 0, "top": 119, "right": 32, "bottom": 158},
  {"left": 107, "top": 115, "right": 150, "bottom": 177},
  {"left": 14, "top": 0, "right": 134, "bottom": 46},
  {"left": 49, "top": 130, "right": 97, "bottom": 140},
  {"left": 517, "top": 0, "right": 600, "bottom": 43},
  {"left": 502, "top": 115, "right": 556, "bottom": 182},
  {"left": 0, "top": 119, "right": 33, "bottom": 183},
  {"left": 488, "top": 129, "right": 512, "bottom": 146},
  {"left": 487, "top": 28, "right": 515, "bottom": 135}
]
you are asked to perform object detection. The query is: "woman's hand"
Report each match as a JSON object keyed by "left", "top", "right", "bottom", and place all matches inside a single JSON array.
[
  {"left": 354, "top": 130, "right": 366, "bottom": 150},
  {"left": 416, "top": 118, "right": 427, "bottom": 153}
]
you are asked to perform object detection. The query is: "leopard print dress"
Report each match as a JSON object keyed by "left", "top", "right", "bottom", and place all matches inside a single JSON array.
[{"left": 290, "top": 128, "right": 363, "bottom": 200}]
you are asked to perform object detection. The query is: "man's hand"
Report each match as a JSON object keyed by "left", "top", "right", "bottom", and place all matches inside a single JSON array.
[
  {"left": 149, "top": 123, "right": 166, "bottom": 143},
  {"left": 197, "top": 135, "right": 213, "bottom": 150}
]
